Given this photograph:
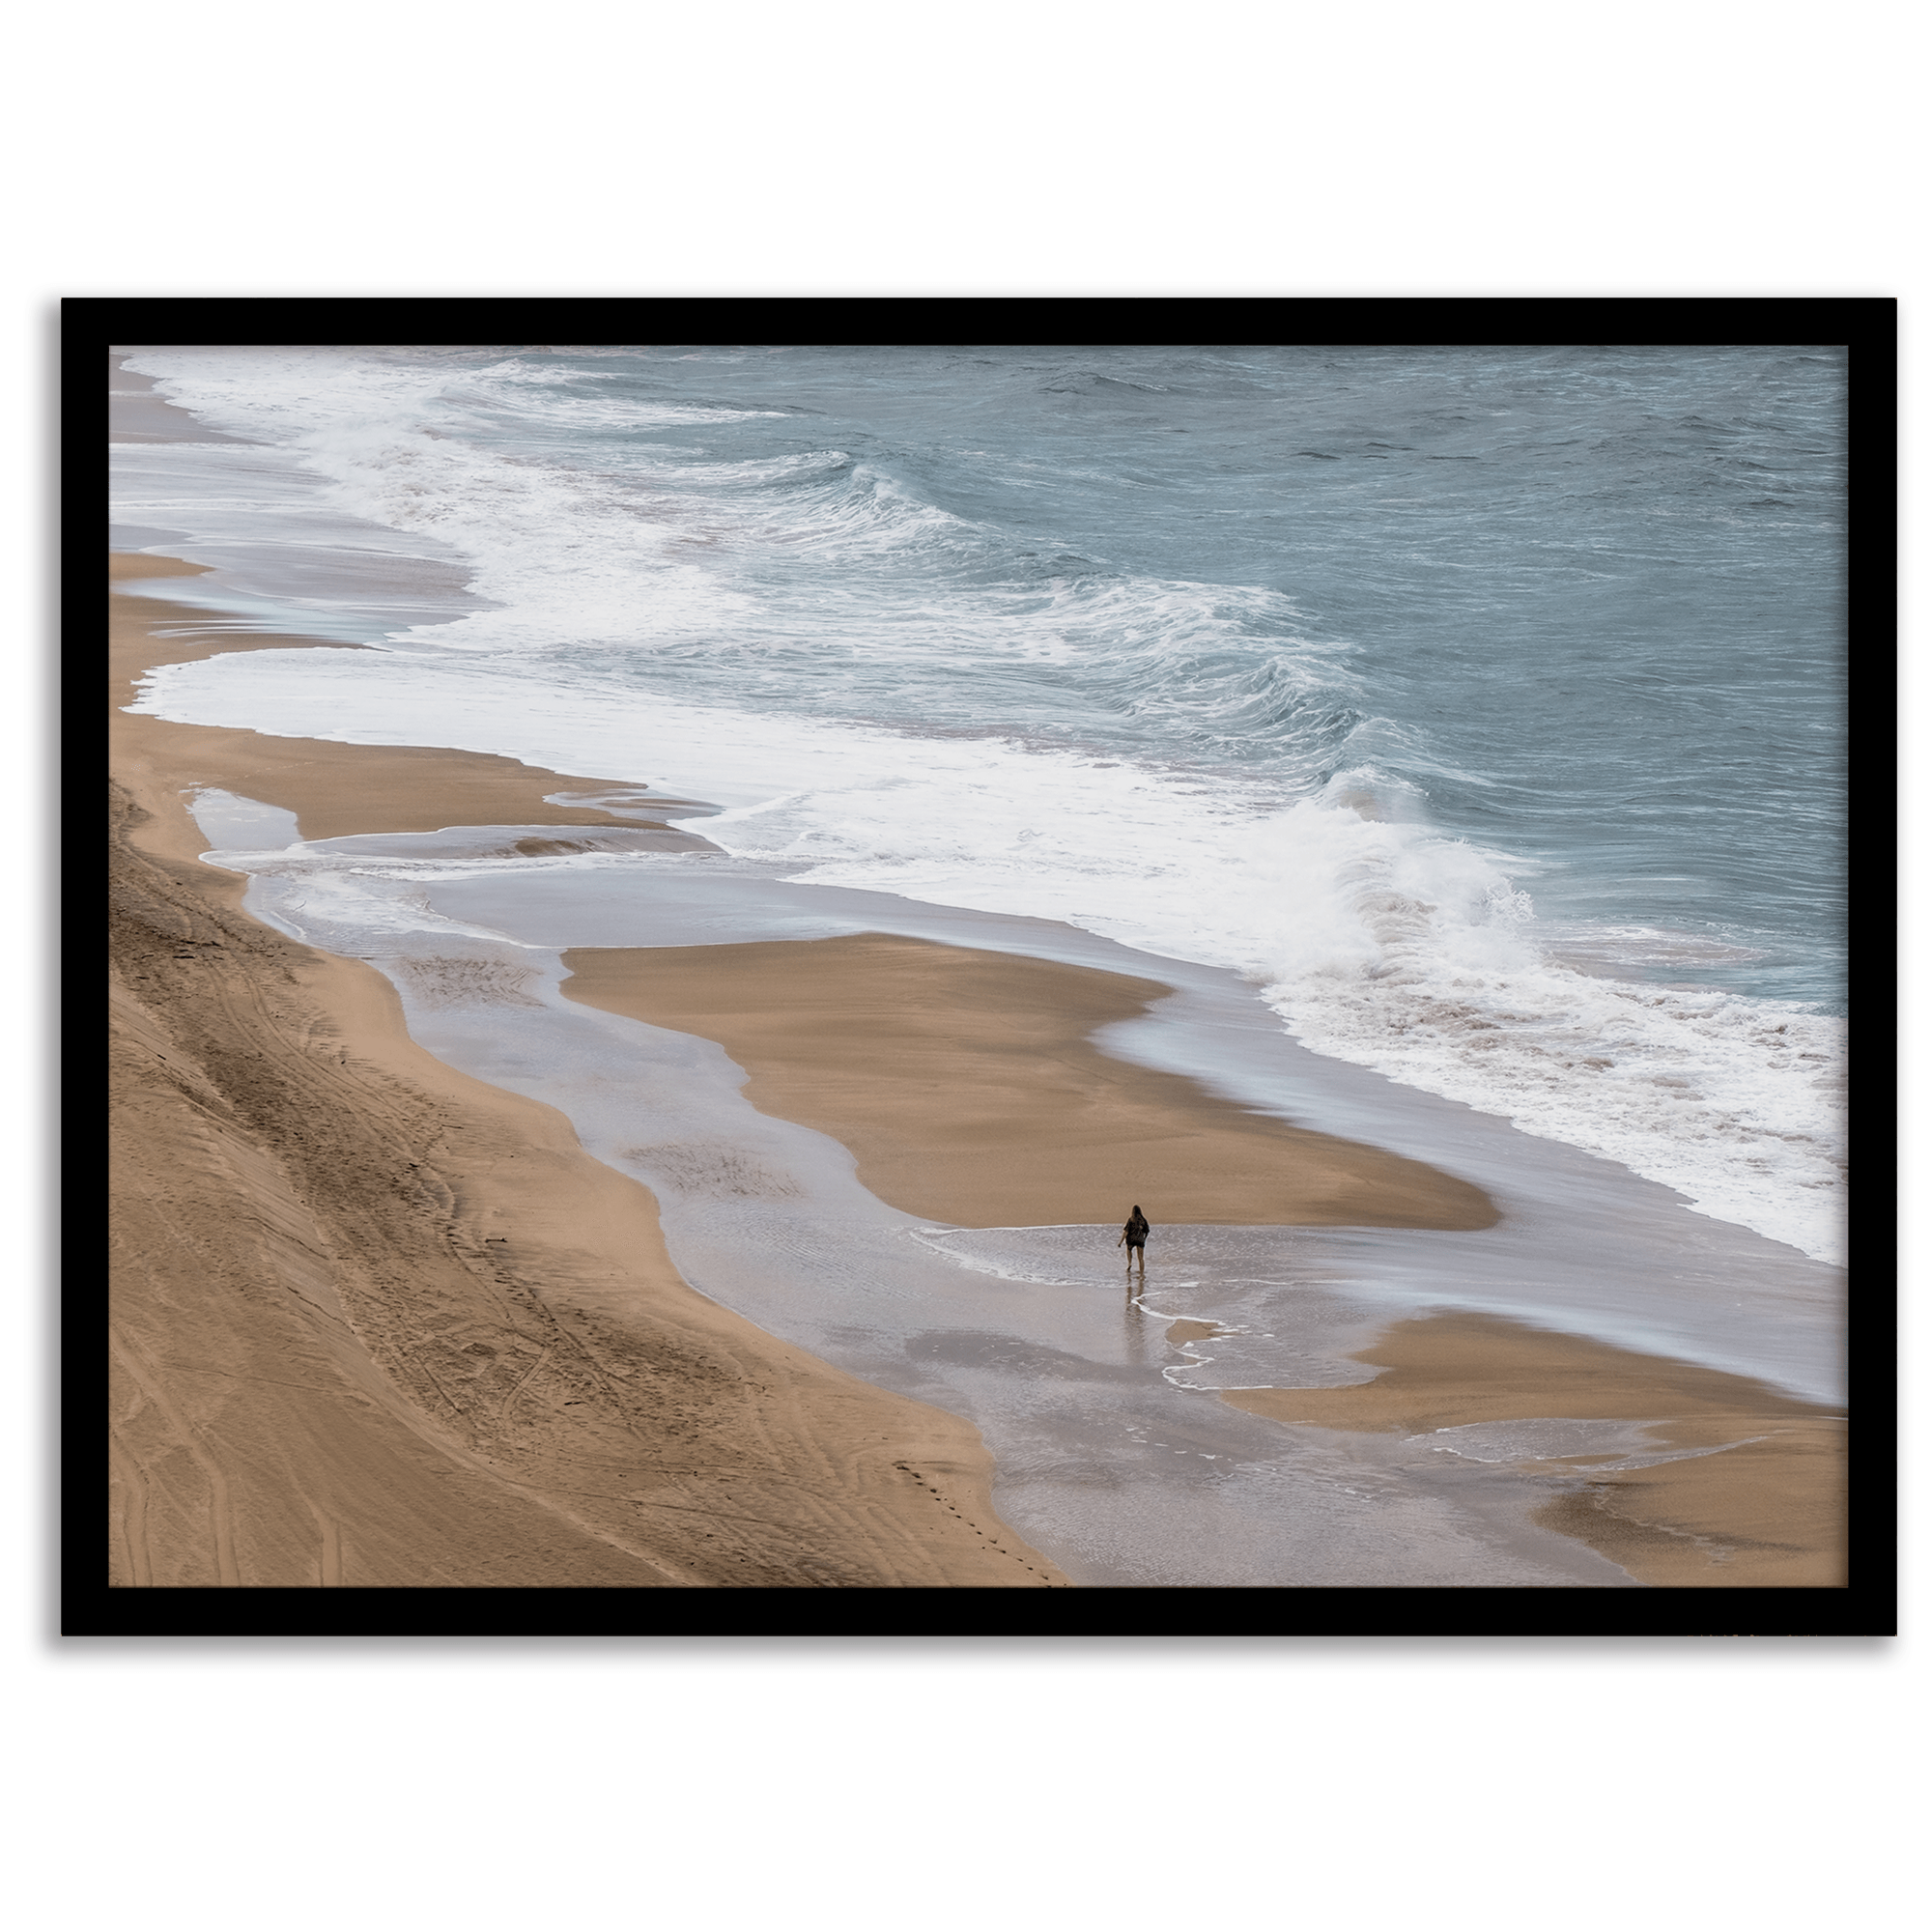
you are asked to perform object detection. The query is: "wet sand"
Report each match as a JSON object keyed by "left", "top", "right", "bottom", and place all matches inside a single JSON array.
[
  {"left": 1225, "top": 1313, "right": 1847, "bottom": 1587},
  {"left": 557, "top": 944, "right": 1844, "bottom": 1587}
]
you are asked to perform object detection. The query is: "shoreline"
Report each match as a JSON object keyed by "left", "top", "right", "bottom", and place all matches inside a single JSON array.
[
  {"left": 111, "top": 555, "right": 1065, "bottom": 1586},
  {"left": 110, "top": 554, "right": 1847, "bottom": 1589},
  {"left": 111, "top": 553, "right": 720, "bottom": 843}
]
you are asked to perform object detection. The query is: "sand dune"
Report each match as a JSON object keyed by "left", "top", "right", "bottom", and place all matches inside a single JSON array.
[{"left": 110, "top": 562, "right": 1061, "bottom": 1588}]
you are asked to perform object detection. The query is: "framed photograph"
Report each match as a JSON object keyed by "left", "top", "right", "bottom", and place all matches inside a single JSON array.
[{"left": 83, "top": 298, "right": 1888, "bottom": 1634}]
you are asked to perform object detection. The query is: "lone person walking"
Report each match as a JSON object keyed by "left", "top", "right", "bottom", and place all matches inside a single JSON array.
[{"left": 1120, "top": 1205, "right": 1150, "bottom": 1282}]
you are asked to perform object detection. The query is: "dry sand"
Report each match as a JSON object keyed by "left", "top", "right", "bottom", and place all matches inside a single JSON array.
[
  {"left": 557, "top": 936, "right": 1498, "bottom": 1230},
  {"left": 1224, "top": 1314, "right": 1846, "bottom": 1587},
  {"left": 111, "top": 558, "right": 1062, "bottom": 1586}
]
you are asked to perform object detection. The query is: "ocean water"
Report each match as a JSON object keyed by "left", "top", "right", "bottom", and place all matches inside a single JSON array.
[{"left": 114, "top": 343, "right": 1847, "bottom": 1266}]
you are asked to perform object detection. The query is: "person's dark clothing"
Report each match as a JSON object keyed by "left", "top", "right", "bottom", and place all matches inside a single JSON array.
[{"left": 1124, "top": 1209, "right": 1150, "bottom": 1248}]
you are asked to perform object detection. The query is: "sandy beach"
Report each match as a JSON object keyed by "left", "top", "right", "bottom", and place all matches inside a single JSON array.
[
  {"left": 111, "top": 556, "right": 1065, "bottom": 1586},
  {"left": 559, "top": 939, "right": 1845, "bottom": 1588},
  {"left": 109, "top": 544, "right": 1846, "bottom": 1590}
]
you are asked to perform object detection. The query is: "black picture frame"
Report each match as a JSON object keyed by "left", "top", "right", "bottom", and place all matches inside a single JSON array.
[{"left": 77, "top": 296, "right": 1892, "bottom": 1639}]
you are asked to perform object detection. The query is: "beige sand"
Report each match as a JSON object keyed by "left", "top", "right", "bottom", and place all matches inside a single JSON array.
[
  {"left": 1223, "top": 1313, "right": 1846, "bottom": 1586},
  {"left": 111, "top": 562, "right": 1063, "bottom": 1586},
  {"left": 557, "top": 936, "right": 1499, "bottom": 1230}
]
